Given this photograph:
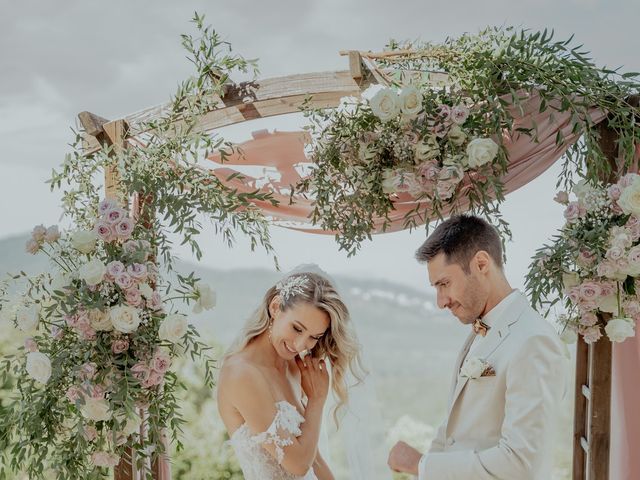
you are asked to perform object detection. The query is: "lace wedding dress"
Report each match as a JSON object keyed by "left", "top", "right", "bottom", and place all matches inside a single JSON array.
[{"left": 227, "top": 400, "right": 318, "bottom": 480}]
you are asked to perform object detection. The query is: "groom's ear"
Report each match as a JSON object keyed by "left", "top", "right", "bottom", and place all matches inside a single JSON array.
[{"left": 473, "top": 250, "right": 491, "bottom": 274}]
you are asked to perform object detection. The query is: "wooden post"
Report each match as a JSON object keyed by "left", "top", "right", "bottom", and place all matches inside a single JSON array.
[{"left": 573, "top": 336, "right": 588, "bottom": 479}]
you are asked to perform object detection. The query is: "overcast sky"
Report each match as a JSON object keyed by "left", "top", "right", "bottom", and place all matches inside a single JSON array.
[{"left": 1, "top": 0, "right": 638, "bottom": 291}]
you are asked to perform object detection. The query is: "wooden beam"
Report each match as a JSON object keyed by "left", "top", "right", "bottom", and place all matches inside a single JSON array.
[
  {"left": 348, "top": 51, "right": 363, "bottom": 80},
  {"left": 103, "top": 119, "right": 127, "bottom": 201},
  {"left": 78, "top": 111, "right": 110, "bottom": 137}
]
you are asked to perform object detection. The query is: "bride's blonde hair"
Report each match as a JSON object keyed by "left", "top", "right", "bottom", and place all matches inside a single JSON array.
[{"left": 226, "top": 272, "right": 365, "bottom": 425}]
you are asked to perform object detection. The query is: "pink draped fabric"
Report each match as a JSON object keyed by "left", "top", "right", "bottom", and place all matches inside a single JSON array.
[
  {"left": 202, "top": 93, "right": 640, "bottom": 478},
  {"left": 611, "top": 335, "right": 640, "bottom": 480}
]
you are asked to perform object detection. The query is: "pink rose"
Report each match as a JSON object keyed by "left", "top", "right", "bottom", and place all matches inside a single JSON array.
[
  {"left": 626, "top": 216, "right": 640, "bottom": 240},
  {"left": 94, "top": 221, "right": 115, "bottom": 242},
  {"left": 623, "top": 300, "right": 640, "bottom": 317},
  {"left": 579, "top": 325, "right": 603, "bottom": 344},
  {"left": 436, "top": 179, "right": 457, "bottom": 200},
  {"left": 106, "top": 261, "right": 126, "bottom": 280},
  {"left": 50, "top": 325, "right": 64, "bottom": 340},
  {"left": 79, "top": 362, "right": 98, "bottom": 381},
  {"left": 563, "top": 202, "right": 584, "bottom": 222},
  {"left": 90, "top": 384, "right": 105, "bottom": 399},
  {"left": 579, "top": 282, "right": 602, "bottom": 301},
  {"left": 131, "top": 363, "right": 151, "bottom": 383},
  {"left": 608, "top": 184, "right": 622, "bottom": 201},
  {"left": 451, "top": 105, "right": 469, "bottom": 125},
  {"left": 112, "top": 337, "right": 129, "bottom": 354},
  {"left": 66, "top": 386, "right": 83, "bottom": 403},
  {"left": 79, "top": 326, "right": 97, "bottom": 341},
  {"left": 142, "top": 370, "right": 164, "bottom": 389},
  {"left": 124, "top": 288, "right": 143, "bottom": 307},
  {"left": 579, "top": 312, "right": 598, "bottom": 327},
  {"left": 596, "top": 261, "right": 617, "bottom": 279},
  {"left": 606, "top": 245, "right": 625, "bottom": 261},
  {"left": 599, "top": 282, "right": 616, "bottom": 298},
  {"left": 152, "top": 349, "right": 171, "bottom": 374},
  {"left": 115, "top": 218, "right": 134, "bottom": 240},
  {"left": 566, "top": 286, "right": 581, "bottom": 305},
  {"left": 437, "top": 104, "right": 451, "bottom": 121},
  {"left": 115, "top": 273, "right": 134, "bottom": 291},
  {"left": 91, "top": 451, "right": 120, "bottom": 468},
  {"left": 618, "top": 173, "right": 638, "bottom": 188},
  {"left": 106, "top": 208, "right": 126, "bottom": 225},
  {"left": 83, "top": 425, "right": 98, "bottom": 442},
  {"left": 147, "top": 292, "right": 164, "bottom": 312},
  {"left": 44, "top": 226, "right": 60, "bottom": 243},
  {"left": 577, "top": 249, "right": 596, "bottom": 267},
  {"left": 25, "top": 239, "right": 40, "bottom": 255},
  {"left": 127, "top": 263, "right": 147, "bottom": 281},
  {"left": 123, "top": 240, "right": 139, "bottom": 254},
  {"left": 98, "top": 198, "right": 119, "bottom": 215},
  {"left": 24, "top": 338, "right": 38, "bottom": 352},
  {"left": 31, "top": 225, "right": 47, "bottom": 242}
]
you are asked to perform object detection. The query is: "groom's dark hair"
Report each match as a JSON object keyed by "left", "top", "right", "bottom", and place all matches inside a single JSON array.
[{"left": 415, "top": 214, "right": 503, "bottom": 273}]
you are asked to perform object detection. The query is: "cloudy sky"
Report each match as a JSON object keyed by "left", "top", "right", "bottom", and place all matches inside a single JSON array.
[{"left": 1, "top": 0, "right": 638, "bottom": 291}]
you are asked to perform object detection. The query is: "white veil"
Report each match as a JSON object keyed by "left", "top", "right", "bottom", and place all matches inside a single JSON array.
[{"left": 282, "top": 264, "right": 392, "bottom": 480}]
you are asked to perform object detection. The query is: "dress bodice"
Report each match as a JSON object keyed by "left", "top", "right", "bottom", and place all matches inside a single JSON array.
[{"left": 227, "top": 400, "right": 318, "bottom": 480}]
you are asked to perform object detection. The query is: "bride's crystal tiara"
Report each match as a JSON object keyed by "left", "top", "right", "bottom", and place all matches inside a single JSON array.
[{"left": 276, "top": 275, "right": 309, "bottom": 302}]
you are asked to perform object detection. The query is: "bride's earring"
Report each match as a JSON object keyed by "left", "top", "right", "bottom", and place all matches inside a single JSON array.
[{"left": 268, "top": 319, "right": 274, "bottom": 341}]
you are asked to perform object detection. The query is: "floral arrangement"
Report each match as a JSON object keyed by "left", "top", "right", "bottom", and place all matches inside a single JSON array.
[
  {"left": 0, "top": 14, "right": 273, "bottom": 479},
  {"left": 527, "top": 176, "right": 640, "bottom": 344},
  {"left": 298, "top": 28, "right": 640, "bottom": 254}
]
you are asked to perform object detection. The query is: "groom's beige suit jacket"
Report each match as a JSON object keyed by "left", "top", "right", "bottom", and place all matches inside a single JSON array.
[{"left": 420, "top": 291, "right": 569, "bottom": 480}]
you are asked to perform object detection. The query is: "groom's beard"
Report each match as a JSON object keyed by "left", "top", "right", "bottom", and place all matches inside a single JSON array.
[{"left": 451, "top": 274, "right": 486, "bottom": 324}]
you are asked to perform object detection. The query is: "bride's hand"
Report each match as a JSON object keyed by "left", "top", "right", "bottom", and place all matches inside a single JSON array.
[{"left": 295, "top": 355, "right": 329, "bottom": 404}]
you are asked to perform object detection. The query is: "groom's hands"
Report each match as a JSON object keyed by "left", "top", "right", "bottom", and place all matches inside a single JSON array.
[{"left": 388, "top": 441, "right": 421, "bottom": 476}]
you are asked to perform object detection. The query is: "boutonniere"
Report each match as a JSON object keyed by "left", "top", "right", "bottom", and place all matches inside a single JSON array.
[{"left": 460, "top": 357, "right": 495, "bottom": 379}]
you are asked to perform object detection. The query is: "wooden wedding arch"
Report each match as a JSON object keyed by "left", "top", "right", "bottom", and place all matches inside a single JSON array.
[{"left": 79, "top": 50, "right": 628, "bottom": 480}]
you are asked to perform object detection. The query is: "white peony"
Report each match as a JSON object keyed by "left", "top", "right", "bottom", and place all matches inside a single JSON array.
[
  {"left": 398, "top": 85, "right": 423, "bottom": 118},
  {"left": 193, "top": 282, "right": 216, "bottom": 314},
  {"left": 597, "top": 294, "right": 618, "bottom": 314},
  {"left": 78, "top": 259, "right": 107, "bottom": 286},
  {"left": 81, "top": 398, "right": 112, "bottom": 422},
  {"left": 71, "top": 229, "right": 98, "bottom": 254},
  {"left": 158, "top": 314, "right": 188, "bottom": 343},
  {"left": 26, "top": 351, "right": 52, "bottom": 384},
  {"left": 369, "top": 87, "right": 400, "bottom": 121},
  {"left": 460, "top": 357, "right": 487, "bottom": 379},
  {"left": 89, "top": 309, "right": 113, "bottom": 332},
  {"left": 16, "top": 304, "right": 40, "bottom": 331},
  {"left": 605, "top": 318, "right": 636, "bottom": 343},
  {"left": 109, "top": 305, "right": 141, "bottom": 334},
  {"left": 466, "top": 138, "right": 499, "bottom": 168},
  {"left": 618, "top": 177, "right": 640, "bottom": 216}
]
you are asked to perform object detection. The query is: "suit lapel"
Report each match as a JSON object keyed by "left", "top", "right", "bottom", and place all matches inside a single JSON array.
[
  {"left": 447, "top": 294, "right": 529, "bottom": 414},
  {"left": 448, "top": 331, "right": 476, "bottom": 405}
]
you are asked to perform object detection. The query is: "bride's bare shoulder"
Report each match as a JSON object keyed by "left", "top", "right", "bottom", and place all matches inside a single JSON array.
[{"left": 219, "top": 353, "right": 268, "bottom": 394}]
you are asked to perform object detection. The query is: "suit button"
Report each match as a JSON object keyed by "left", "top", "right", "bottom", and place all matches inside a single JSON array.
[{"left": 446, "top": 437, "right": 455, "bottom": 446}]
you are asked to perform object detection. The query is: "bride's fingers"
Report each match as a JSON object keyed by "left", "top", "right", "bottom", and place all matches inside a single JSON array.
[{"left": 295, "top": 355, "right": 307, "bottom": 370}]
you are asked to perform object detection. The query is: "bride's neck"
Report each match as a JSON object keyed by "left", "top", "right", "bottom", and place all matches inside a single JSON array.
[{"left": 249, "top": 332, "right": 288, "bottom": 372}]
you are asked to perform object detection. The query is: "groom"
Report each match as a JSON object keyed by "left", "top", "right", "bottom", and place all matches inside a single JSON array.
[{"left": 388, "top": 214, "right": 568, "bottom": 479}]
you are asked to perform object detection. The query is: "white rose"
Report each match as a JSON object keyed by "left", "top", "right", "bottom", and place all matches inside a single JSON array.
[
  {"left": 109, "top": 305, "right": 141, "bottom": 334},
  {"left": 361, "top": 84, "right": 385, "bottom": 101},
  {"left": 139, "top": 283, "right": 154, "bottom": 299},
  {"left": 16, "top": 304, "right": 40, "bottom": 331},
  {"left": 193, "top": 282, "right": 216, "bottom": 314},
  {"left": 71, "top": 229, "right": 98, "bottom": 254},
  {"left": 158, "top": 314, "right": 188, "bottom": 343},
  {"left": 447, "top": 125, "right": 467, "bottom": 146},
  {"left": 79, "top": 259, "right": 107, "bottom": 286},
  {"left": 369, "top": 87, "right": 400, "bottom": 121},
  {"left": 466, "top": 138, "right": 499, "bottom": 168},
  {"left": 604, "top": 318, "right": 636, "bottom": 343},
  {"left": 398, "top": 85, "right": 423, "bottom": 118},
  {"left": 460, "top": 357, "right": 486, "bottom": 379},
  {"left": 597, "top": 294, "right": 618, "bottom": 314},
  {"left": 26, "top": 351, "right": 52, "bottom": 384},
  {"left": 50, "top": 272, "right": 70, "bottom": 293},
  {"left": 618, "top": 178, "right": 640, "bottom": 216},
  {"left": 81, "top": 398, "right": 112, "bottom": 422},
  {"left": 115, "top": 411, "right": 142, "bottom": 437},
  {"left": 89, "top": 308, "right": 113, "bottom": 332}
]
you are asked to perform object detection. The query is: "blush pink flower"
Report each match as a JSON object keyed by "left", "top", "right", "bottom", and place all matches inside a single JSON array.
[
  {"left": 98, "top": 198, "right": 118, "bottom": 216},
  {"left": 112, "top": 337, "right": 129, "bottom": 354},
  {"left": 31, "top": 225, "right": 47, "bottom": 242},
  {"left": 579, "top": 282, "right": 602, "bottom": 302},
  {"left": 106, "top": 208, "right": 126, "bottom": 225},
  {"left": 579, "top": 312, "right": 598, "bottom": 327},
  {"left": 125, "top": 288, "right": 143, "bottom": 307},
  {"left": 115, "top": 273, "right": 134, "bottom": 291},
  {"left": 608, "top": 184, "right": 622, "bottom": 201},
  {"left": 127, "top": 263, "right": 147, "bottom": 282},
  {"left": 563, "top": 202, "right": 584, "bottom": 222},
  {"left": 451, "top": 105, "right": 469, "bottom": 125},
  {"left": 24, "top": 338, "right": 38, "bottom": 352},
  {"left": 147, "top": 292, "right": 164, "bottom": 312},
  {"left": 66, "top": 385, "right": 83, "bottom": 403},
  {"left": 83, "top": 425, "right": 98, "bottom": 442},
  {"left": 25, "top": 239, "right": 40, "bottom": 255},
  {"left": 79, "top": 362, "right": 98, "bottom": 380},
  {"left": 554, "top": 191, "right": 569, "bottom": 204},
  {"left": 106, "top": 261, "right": 126, "bottom": 280},
  {"left": 44, "top": 226, "right": 61, "bottom": 243},
  {"left": 94, "top": 221, "right": 115, "bottom": 242},
  {"left": 152, "top": 349, "right": 171, "bottom": 374},
  {"left": 142, "top": 370, "right": 164, "bottom": 389},
  {"left": 579, "top": 325, "right": 603, "bottom": 344},
  {"left": 131, "top": 363, "right": 151, "bottom": 383},
  {"left": 115, "top": 218, "right": 134, "bottom": 240}
]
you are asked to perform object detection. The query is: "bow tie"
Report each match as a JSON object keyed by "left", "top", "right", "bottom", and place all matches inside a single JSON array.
[{"left": 473, "top": 318, "right": 490, "bottom": 337}]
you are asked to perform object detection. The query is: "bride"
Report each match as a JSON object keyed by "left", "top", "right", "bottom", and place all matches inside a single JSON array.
[{"left": 218, "top": 270, "right": 364, "bottom": 479}]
